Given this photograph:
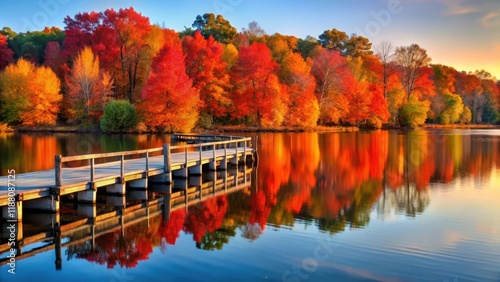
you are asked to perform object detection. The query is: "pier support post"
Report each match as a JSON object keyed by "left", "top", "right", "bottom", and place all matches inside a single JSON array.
[
  {"left": 173, "top": 168, "right": 188, "bottom": 178},
  {"left": 54, "top": 223, "right": 62, "bottom": 270},
  {"left": 106, "top": 183, "right": 126, "bottom": 195},
  {"left": 24, "top": 195, "right": 60, "bottom": 212},
  {"left": 128, "top": 178, "right": 148, "bottom": 189},
  {"left": 77, "top": 190, "right": 96, "bottom": 204}
]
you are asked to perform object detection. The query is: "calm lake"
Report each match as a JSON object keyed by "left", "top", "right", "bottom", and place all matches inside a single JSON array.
[{"left": 1, "top": 130, "right": 499, "bottom": 282}]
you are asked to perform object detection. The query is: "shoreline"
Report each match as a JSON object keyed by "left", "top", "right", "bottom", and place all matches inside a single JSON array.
[{"left": 1, "top": 124, "right": 499, "bottom": 134}]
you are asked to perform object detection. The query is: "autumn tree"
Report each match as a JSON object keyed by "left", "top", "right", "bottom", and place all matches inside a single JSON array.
[
  {"left": 3, "top": 27, "right": 64, "bottom": 64},
  {"left": 0, "top": 34, "right": 14, "bottom": 70},
  {"left": 66, "top": 46, "right": 113, "bottom": 122},
  {"left": 455, "top": 72, "right": 483, "bottom": 123},
  {"left": 395, "top": 44, "right": 431, "bottom": 99},
  {"left": 439, "top": 93, "right": 465, "bottom": 125},
  {"left": 310, "top": 47, "right": 353, "bottom": 124},
  {"left": 346, "top": 55, "right": 390, "bottom": 127},
  {"left": 398, "top": 94, "right": 430, "bottom": 128},
  {"left": 44, "top": 41, "right": 67, "bottom": 78},
  {"left": 139, "top": 40, "right": 200, "bottom": 132},
  {"left": 0, "top": 59, "right": 61, "bottom": 125},
  {"left": 281, "top": 52, "right": 319, "bottom": 127},
  {"left": 63, "top": 8, "right": 153, "bottom": 101},
  {"left": 231, "top": 42, "right": 286, "bottom": 127},
  {"left": 192, "top": 13, "right": 237, "bottom": 44},
  {"left": 182, "top": 31, "right": 230, "bottom": 126}
]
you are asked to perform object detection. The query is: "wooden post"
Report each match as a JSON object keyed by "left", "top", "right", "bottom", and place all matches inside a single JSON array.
[
  {"left": 120, "top": 155, "right": 124, "bottom": 183},
  {"left": 145, "top": 151, "right": 149, "bottom": 172},
  {"left": 55, "top": 155, "right": 62, "bottom": 188},
  {"left": 185, "top": 147, "right": 188, "bottom": 166},
  {"left": 90, "top": 158, "right": 95, "bottom": 183},
  {"left": 163, "top": 144, "right": 170, "bottom": 173},
  {"left": 199, "top": 144, "right": 202, "bottom": 163},
  {"left": 243, "top": 139, "right": 247, "bottom": 166}
]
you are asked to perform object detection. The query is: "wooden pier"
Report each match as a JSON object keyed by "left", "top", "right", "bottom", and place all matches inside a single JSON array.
[
  {"left": 0, "top": 166, "right": 253, "bottom": 269},
  {"left": 0, "top": 134, "right": 256, "bottom": 221}
]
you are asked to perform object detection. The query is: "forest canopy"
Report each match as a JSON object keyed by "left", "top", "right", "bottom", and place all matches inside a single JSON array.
[{"left": 0, "top": 8, "right": 498, "bottom": 131}]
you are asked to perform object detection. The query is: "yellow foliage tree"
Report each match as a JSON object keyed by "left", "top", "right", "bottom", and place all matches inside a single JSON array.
[
  {"left": 22, "top": 66, "right": 62, "bottom": 126},
  {"left": 0, "top": 59, "right": 61, "bottom": 126},
  {"left": 66, "top": 46, "right": 113, "bottom": 122}
]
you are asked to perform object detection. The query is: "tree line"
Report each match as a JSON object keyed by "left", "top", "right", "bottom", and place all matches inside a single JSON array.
[{"left": 0, "top": 7, "right": 499, "bottom": 132}]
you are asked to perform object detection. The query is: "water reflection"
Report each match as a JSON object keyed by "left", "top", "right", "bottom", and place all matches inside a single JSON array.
[{"left": 0, "top": 130, "right": 499, "bottom": 279}]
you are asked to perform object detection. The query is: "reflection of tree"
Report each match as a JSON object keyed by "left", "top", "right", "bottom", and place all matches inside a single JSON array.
[
  {"left": 196, "top": 226, "right": 236, "bottom": 250},
  {"left": 68, "top": 218, "right": 161, "bottom": 269},
  {"left": 184, "top": 196, "right": 228, "bottom": 243}
]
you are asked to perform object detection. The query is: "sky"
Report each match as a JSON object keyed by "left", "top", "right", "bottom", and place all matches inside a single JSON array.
[{"left": 0, "top": 0, "right": 499, "bottom": 79}]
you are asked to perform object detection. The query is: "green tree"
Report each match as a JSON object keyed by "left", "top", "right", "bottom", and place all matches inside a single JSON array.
[
  {"left": 319, "top": 28, "right": 372, "bottom": 57},
  {"left": 297, "top": 35, "right": 318, "bottom": 59},
  {"left": 192, "top": 13, "right": 237, "bottom": 44},
  {"left": 439, "top": 93, "right": 464, "bottom": 125},
  {"left": 399, "top": 94, "right": 430, "bottom": 128},
  {"left": 100, "top": 100, "right": 138, "bottom": 132}
]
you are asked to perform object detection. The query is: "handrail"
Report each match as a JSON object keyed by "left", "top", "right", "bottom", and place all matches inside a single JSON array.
[{"left": 54, "top": 135, "right": 255, "bottom": 189}]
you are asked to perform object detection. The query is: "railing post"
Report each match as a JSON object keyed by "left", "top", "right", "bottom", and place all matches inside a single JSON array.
[
  {"left": 120, "top": 155, "right": 124, "bottom": 184},
  {"left": 244, "top": 139, "right": 247, "bottom": 166},
  {"left": 199, "top": 144, "right": 202, "bottom": 163},
  {"left": 55, "top": 155, "right": 62, "bottom": 188},
  {"left": 90, "top": 158, "right": 95, "bottom": 183},
  {"left": 163, "top": 144, "right": 170, "bottom": 173},
  {"left": 185, "top": 147, "right": 188, "bottom": 166},
  {"left": 146, "top": 151, "right": 149, "bottom": 170}
]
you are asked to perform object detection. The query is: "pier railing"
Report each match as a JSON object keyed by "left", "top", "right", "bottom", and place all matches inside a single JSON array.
[{"left": 54, "top": 135, "right": 254, "bottom": 189}]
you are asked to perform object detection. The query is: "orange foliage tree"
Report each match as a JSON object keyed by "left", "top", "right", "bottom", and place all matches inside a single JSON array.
[
  {"left": 0, "top": 59, "right": 61, "bottom": 125},
  {"left": 280, "top": 52, "right": 319, "bottom": 127},
  {"left": 231, "top": 42, "right": 287, "bottom": 128},
  {"left": 182, "top": 31, "right": 231, "bottom": 124},
  {"left": 139, "top": 39, "right": 200, "bottom": 132}
]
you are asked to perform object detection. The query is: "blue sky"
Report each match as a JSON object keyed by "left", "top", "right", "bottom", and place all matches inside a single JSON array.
[{"left": 0, "top": 0, "right": 499, "bottom": 78}]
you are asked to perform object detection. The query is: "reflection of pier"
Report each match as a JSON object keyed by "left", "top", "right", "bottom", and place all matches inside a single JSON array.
[
  {"left": 0, "top": 134, "right": 256, "bottom": 220},
  {"left": 0, "top": 167, "right": 253, "bottom": 268}
]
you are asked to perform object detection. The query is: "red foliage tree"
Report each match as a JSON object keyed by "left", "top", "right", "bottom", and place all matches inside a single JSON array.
[
  {"left": 44, "top": 41, "right": 67, "bottom": 78},
  {"left": 231, "top": 42, "right": 287, "bottom": 128},
  {"left": 138, "top": 40, "right": 200, "bottom": 132},
  {"left": 182, "top": 31, "right": 231, "bottom": 121},
  {"left": 63, "top": 7, "right": 152, "bottom": 101},
  {"left": 0, "top": 34, "right": 14, "bottom": 70}
]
